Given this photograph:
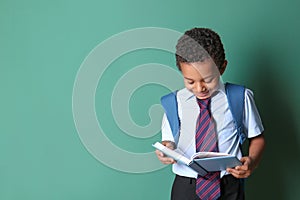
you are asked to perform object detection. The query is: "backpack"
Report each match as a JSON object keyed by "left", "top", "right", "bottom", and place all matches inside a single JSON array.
[{"left": 160, "top": 82, "right": 246, "bottom": 148}]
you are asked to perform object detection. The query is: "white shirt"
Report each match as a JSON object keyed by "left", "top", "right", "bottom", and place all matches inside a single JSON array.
[{"left": 161, "top": 82, "right": 264, "bottom": 178}]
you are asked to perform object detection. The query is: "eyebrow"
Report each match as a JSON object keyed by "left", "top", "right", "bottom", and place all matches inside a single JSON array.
[
  {"left": 184, "top": 75, "right": 214, "bottom": 81},
  {"left": 184, "top": 77, "right": 194, "bottom": 81}
]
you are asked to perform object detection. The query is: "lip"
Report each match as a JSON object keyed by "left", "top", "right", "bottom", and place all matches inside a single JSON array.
[{"left": 195, "top": 91, "right": 210, "bottom": 98}]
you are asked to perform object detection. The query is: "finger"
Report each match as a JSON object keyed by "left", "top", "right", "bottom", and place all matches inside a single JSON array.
[
  {"left": 227, "top": 168, "right": 246, "bottom": 178},
  {"left": 240, "top": 157, "right": 248, "bottom": 162},
  {"left": 155, "top": 150, "right": 175, "bottom": 163},
  {"left": 240, "top": 157, "right": 251, "bottom": 166},
  {"left": 155, "top": 150, "right": 164, "bottom": 157},
  {"left": 161, "top": 141, "right": 170, "bottom": 146},
  {"left": 161, "top": 141, "right": 175, "bottom": 149},
  {"left": 160, "top": 157, "right": 175, "bottom": 164},
  {"left": 235, "top": 164, "right": 248, "bottom": 171}
]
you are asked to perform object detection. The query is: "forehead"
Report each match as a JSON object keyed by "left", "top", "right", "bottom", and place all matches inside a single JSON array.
[{"left": 180, "top": 59, "right": 220, "bottom": 79}]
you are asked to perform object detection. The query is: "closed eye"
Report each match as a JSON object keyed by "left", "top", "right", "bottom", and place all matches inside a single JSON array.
[
  {"left": 184, "top": 77, "right": 195, "bottom": 84},
  {"left": 203, "top": 78, "right": 213, "bottom": 83}
]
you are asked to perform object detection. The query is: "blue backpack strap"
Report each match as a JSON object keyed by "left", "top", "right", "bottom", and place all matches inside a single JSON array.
[
  {"left": 225, "top": 83, "right": 246, "bottom": 145},
  {"left": 160, "top": 91, "right": 180, "bottom": 144}
]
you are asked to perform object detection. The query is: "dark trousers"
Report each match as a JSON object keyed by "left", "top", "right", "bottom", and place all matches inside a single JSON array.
[{"left": 171, "top": 174, "right": 245, "bottom": 200}]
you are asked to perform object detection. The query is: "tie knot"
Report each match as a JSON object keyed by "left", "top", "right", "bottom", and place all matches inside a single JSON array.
[{"left": 197, "top": 98, "right": 211, "bottom": 109}]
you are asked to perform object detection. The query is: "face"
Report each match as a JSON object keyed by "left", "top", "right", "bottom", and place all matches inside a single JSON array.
[{"left": 180, "top": 59, "right": 225, "bottom": 99}]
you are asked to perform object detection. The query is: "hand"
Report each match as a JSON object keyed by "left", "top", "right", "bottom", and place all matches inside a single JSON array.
[
  {"left": 227, "top": 134, "right": 265, "bottom": 178},
  {"left": 226, "top": 156, "right": 255, "bottom": 178},
  {"left": 155, "top": 141, "right": 176, "bottom": 165}
]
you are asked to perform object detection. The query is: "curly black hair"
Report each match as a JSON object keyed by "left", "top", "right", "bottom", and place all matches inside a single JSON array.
[{"left": 175, "top": 28, "right": 225, "bottom": 70}]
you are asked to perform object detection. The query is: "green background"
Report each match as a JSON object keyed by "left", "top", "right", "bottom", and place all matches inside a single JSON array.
[{"left": 1, "top": 0, "right": 300, "bottom": 199}]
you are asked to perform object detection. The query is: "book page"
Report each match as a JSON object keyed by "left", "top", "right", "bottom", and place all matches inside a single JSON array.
[{"left": 191, "top": 152, "right": 230, "bottom": 159}]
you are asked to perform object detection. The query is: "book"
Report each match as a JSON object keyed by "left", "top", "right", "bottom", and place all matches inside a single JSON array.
[{"left": 153, "top": 142, "right": 242, "bottom": 176}]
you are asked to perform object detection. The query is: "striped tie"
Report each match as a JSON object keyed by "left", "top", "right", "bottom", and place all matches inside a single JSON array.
[{"left": 195, "top": 98, "right": 220, "bottom": 200}]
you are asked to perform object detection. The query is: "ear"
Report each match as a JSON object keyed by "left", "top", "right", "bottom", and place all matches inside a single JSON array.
[{"left": 219, "top": 60, "right": 227, "bottom": 75}]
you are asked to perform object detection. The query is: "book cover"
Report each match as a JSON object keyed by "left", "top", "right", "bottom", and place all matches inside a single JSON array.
[{"left": 152, "top": 142, "right": 242, "bottom": 176}]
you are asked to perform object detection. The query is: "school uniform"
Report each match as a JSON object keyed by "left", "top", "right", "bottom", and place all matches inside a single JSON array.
[{"left": 161, "top": 81, "right": 264, "bottom": 200}]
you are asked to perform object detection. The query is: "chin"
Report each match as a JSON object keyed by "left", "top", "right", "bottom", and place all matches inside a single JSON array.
[
  {"left": 196, "top": 94, "right": 211, "bottom": 99},
  {"left": 196, "top": 96, "right": 210, "bottom": 100}
]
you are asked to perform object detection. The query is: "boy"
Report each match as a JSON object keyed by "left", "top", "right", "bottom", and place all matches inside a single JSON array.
[{"left": 155, "top": 28, "right": 265, "bottom": 200}]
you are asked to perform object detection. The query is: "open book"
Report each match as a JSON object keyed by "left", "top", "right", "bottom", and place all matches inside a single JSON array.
[{"left": 153, "top": 142, "right": 242, "bottom": 176}]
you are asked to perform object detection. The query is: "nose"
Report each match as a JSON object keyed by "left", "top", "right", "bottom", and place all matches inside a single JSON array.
[{"left": 195, "top": 82, "right": 206, "bottom": 93}]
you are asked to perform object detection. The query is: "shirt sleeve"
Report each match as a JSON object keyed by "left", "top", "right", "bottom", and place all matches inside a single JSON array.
[
  {"left": 161, "top": 113, "right": 175, "bottom": 142},
  {"left": 243, "top": 89, "right": 264, "bottom": 138}
]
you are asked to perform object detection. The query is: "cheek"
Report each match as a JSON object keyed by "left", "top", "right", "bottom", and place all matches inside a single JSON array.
[
  {"left": 184, "top": 83, "right": 193, "bottom": 91},
  {"left": 207, "top": 81, "right": 219, "bottom": 91}
]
